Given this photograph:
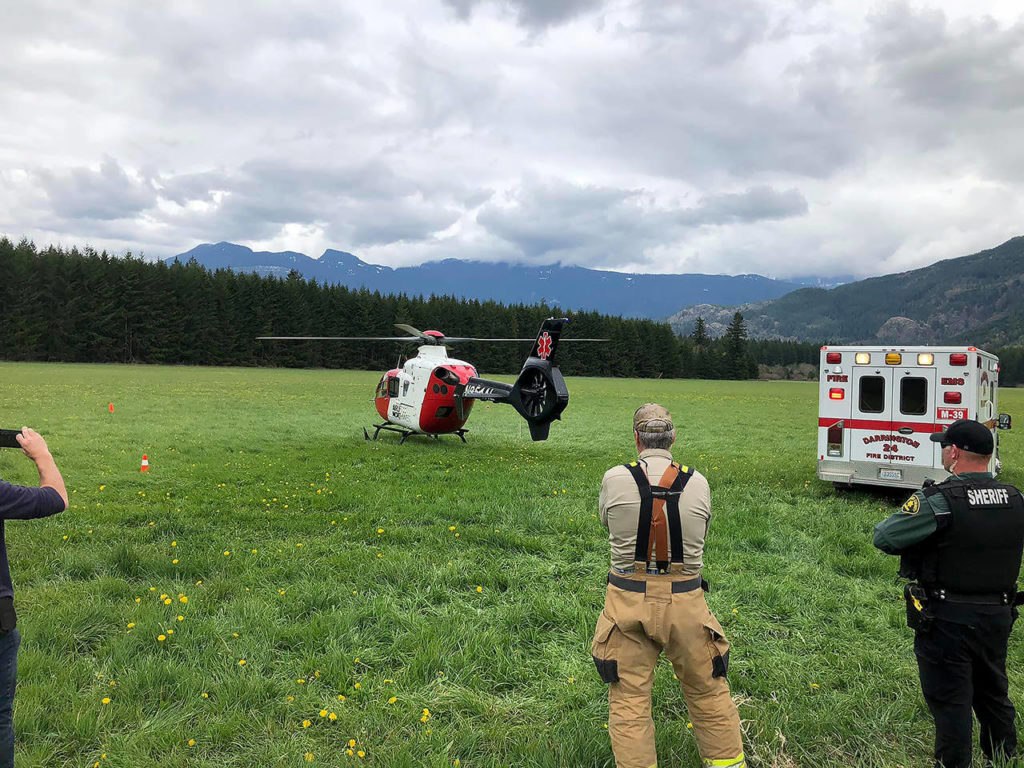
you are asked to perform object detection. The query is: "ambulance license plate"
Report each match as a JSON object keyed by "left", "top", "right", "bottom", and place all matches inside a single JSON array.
[{"left": 878, "top": 469, "right": 902, "bottom": 481}]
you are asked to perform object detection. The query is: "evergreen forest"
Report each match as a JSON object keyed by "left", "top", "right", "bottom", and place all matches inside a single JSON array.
[{"left": 5, "top": 237, "right": 1018, "bottom": 384}]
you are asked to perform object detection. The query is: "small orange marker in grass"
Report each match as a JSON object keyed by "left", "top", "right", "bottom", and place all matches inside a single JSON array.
[{"left": 140, "top": 454, "right": 150, "bottom": 472}]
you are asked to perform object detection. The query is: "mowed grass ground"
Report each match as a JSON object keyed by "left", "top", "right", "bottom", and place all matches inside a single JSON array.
[{"left": 1, "top": 363, "right": 1023, "bottom": 768}]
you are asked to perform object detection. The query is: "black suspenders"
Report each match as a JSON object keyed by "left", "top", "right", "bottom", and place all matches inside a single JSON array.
[{"left": 624, "top": 461, "right": 694, "bottom": 573}]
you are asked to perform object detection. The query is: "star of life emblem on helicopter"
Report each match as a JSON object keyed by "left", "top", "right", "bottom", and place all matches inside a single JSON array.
[{"left": 537, "top": 332, "right": 552, "bottom": 360}]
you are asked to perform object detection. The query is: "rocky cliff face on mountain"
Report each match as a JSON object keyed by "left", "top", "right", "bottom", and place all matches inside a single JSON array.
[{"left": 668, "top": 236, "right": 1024, "bottom": 347}]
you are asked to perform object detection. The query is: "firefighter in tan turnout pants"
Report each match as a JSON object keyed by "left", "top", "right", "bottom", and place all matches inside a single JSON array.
[{"left": 592, "top": 404, "right": 745, "bottom": 768}]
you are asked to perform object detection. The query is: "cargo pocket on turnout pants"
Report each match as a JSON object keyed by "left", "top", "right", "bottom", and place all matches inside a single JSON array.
[
  {"left": 703, "top": 615, "right": 731, "bottom": 679},
  {"left": 591, "top": 610, "right": 621, "bottom": 684}
]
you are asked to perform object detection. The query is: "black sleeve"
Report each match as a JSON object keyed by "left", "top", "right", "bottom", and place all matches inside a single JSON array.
[{"left": 0, "top": 481, "right": 66, "bottom": 520}]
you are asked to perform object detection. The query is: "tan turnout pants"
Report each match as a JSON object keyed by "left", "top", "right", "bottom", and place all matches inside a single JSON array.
[{"left": 591, "top": 573, "right": 745, "bottom": 768}]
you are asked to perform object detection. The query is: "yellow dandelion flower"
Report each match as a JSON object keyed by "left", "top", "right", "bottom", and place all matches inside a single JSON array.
[
  {"left": 337, "top": 695, "right": 346, "bottom": 701},
  {"left": 202, "top": 692, "right": 209, "bottom": 698},
  {"left": 127, "top": 622, "right": 135, "bottom": 629},
  {"left": 732, "top": 608, "right": 738, "bottom": 614},
  {"left": 159, "top": 593, "right": 167, "bottom": 599},
  {"left": 811, "top": 683, "right": 820, "bottom": 690},
  {"left": 188, "top": 739, "right": 195, "bottom": 746},
  {"left": 223, "top": 551, "right": 230, "bottom": 556},
  {"left": 305, "top": 754, "right": 314, "bottom": 763},
  {"left": 329, "top": 712, "right": 337, "bottom": 721},
  {"left": 302, "top": 719, "right": 311, "bottom": 728},
  {"left": 476, "top": 586, "right": 483, "bottom": 592},
  {"left": 297, "top": 678, "right": 305, "bottom": 684},
  {"left": 449, "top": 526, "right": 456, "bottom": 531},
  {"left": 388, "top": 696, "right": 397, "bottom": 704},
  {"left": 177, "top": 615, "right": 184, "bottom": 621},
  {"left": 163, "top": 598, "right": 171, "bottom": 605},
  {"left": 101, "top": 697, "right": 111, "bottom": 704},
  {"left": 349, "top": 739, "right": 356, "bottom": 748},
  {"left": 358, "top": 751, "right": 365, "bottom": 758},
  {"left": 171, "top": 559, "right": 178, "bottom": 564},
  {"left": 377, "top": 553, "right": 383, "bottom": 558},
  {"left": 252, "top": 549, "right": 258, "bottom": 554},
  {"left": 167, "top": 629, "right": 174, "bottom": 635},
  {"left": 319, "top": 710, "right": 328, "bottom": 718},
  {"left": 686, "top": 722, "right": 693, "bottom": 729},
  {"left": 171, "top": 541, "right": 176, "bottom": 546},
  {"left": 238, "top": 659, "right": 246, "bottom": 666},
  {"left": 180, "top": 596, "right": 188, "bottom": 604},
  {"left": 354, "top": 683, "right": 360, "bottom": 689},
  {"left": 346, "top": 750, "right": 353, "bottom": 756},
  {"left": 157, "top": 634, "right": 166, "bottom": 642},
  {"left": 135, "top": 597, "right": 141, "bottom": 603},
  {"left": 279, "top": 589, "right": 286, "bottom": 595}
]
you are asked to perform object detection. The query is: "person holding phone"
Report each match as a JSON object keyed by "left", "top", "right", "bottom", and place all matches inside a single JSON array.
[{"left": 0, "top": 427, "right": 67, "bottom": 767}]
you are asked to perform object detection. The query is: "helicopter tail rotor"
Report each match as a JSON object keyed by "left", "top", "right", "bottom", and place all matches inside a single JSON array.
[{"left": 454, "top": 318, "right": 570, "bottom": 441}]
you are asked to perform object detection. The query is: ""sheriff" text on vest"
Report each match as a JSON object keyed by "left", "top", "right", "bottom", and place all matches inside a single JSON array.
[{"left": 967, "top": 488, "right": 1011, "bottom": 505}]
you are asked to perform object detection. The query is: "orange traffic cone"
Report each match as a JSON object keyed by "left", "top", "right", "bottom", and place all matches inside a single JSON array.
[
  {"left": 108, "top": 402, "right": 114, "bottom": 413},
  {"left": 140, "top": 454, "right": 150, "bottom": 473}
]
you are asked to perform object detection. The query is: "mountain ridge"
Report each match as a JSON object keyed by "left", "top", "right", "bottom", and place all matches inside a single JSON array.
[
  {"left": 667, "top": 236, "right": 1024, "bottom": 347},
  {"left": 168, "top": 242, "right": 813, "bottom": 319}
]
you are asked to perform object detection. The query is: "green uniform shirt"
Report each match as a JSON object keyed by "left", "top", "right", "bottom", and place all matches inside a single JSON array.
[{"left": 873, "top": 472, "right": 994, "bottom": 554}]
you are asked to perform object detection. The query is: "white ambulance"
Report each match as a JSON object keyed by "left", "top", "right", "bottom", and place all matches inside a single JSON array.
[{"left": 817, "top": 346, "right": 1011, "bottom": 489}]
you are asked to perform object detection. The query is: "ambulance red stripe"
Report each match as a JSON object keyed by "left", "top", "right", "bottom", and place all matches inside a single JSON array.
[{"left": 817, "top": 418, "right": 944, "bottom": 433}]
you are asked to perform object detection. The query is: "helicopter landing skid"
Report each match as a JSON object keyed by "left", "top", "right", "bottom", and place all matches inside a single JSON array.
[{"left": 363, "top": 423, "right": 468, "bottom": 444}]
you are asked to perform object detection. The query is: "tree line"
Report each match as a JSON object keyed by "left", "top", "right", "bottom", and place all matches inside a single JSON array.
[{"left": 12, "top": 237, "right": 1010, "bottom": 382}]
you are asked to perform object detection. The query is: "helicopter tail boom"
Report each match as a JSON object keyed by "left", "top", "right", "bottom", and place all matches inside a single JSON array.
[{"left": 454, "top": 318, "right": 570, "bottom": 441}]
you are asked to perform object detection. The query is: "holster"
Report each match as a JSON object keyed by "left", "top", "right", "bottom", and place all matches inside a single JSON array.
[
  {"left": 0, "top": 598, "right": 16, "bottom": 634},
  {"left": 904, "top": 583, "right": 932, "bottom": 632}
]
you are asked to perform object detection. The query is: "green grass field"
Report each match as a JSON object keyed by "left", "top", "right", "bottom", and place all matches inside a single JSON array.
[{"left": 1, "top": 362, "right": 1022, "bottom": 768}]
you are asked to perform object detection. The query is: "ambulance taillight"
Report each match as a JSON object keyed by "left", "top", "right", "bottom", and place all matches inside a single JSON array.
[
  {"left": 827, "top": 421, "right": 844, "bottom": 457},
  {"left": 944, "top": 392, "right": 962, "bottom": 404},
  {"left": 885, "top": 353, "right": 902, "bottom": 365},
  {"left": 826, "top": 352, "right": 841, "bottom": 364},
  {"left": 917, "top": 353, "right": 934, "bottom": 365},
  {"left": 829, "top": 388, "right": 845, "bottom": 400},
  {"left": 950, "top": 354, "right": 968, "bottom": 366},
  {"left": 855, "top": 352, "right": 870, "bottom": 364}
]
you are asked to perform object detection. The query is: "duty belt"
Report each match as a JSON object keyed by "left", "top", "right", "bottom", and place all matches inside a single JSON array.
[
  {"left": 607, "top": 571, "right": 703, "bottom": 594},
  {"left": 926, "top": 587, "right": 1013, "bottom": 606}
]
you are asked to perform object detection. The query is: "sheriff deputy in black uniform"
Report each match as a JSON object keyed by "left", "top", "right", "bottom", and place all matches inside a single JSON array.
[{"left": 874, "top": 418, "right": 1024, "bottom": 768}]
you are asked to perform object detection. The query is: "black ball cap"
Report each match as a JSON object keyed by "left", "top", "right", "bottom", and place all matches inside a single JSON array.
[{"left": 929, "top": 419, "right": 994, "bottom": 455}]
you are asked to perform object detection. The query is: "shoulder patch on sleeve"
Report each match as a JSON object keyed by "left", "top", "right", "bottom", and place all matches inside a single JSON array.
[{"left": 901, "top": 495, "right": 921, "bottom": 515}]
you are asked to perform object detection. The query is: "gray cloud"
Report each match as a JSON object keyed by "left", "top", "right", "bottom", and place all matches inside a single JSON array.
[
  {"left": 3, "top": 1, "right": 1024, "bottom": 281},
  {"left": 476, "top": 178, "right": 808, "bottom": 267},
  {"left": 36, "top": 158, "right": 156, "bottom": 221},
  {"left": 443, "top": 0, "right": 606, "bottom": 29}
]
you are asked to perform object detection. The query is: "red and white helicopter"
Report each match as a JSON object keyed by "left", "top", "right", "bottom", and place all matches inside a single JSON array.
[{"left": 259, "top": 318, "right": 602, "bottom": 443}]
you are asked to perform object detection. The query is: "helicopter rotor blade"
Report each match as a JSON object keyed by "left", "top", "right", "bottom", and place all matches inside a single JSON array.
[
  {"left": 440, "top": 337, "right": 609, "bottom": 343},
  {"left": 257, "top": 336, "right": 426, "bottom": 342}
]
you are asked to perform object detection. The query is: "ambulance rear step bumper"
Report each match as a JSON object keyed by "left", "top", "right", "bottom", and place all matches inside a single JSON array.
[{"left": 818, "top": 459, "right": 944, "bottom": 490}]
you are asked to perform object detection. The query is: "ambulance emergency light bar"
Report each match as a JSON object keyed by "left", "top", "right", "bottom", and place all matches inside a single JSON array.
[{"left": 823, "top": 347, "right": 977, "bottom": 367}]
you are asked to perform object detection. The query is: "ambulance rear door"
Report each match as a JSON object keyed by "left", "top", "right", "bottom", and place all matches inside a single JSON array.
[
  {"left": 893, "top": 368, "right": 938, "bottom": 470},
  {"left": 851, "top": 367, "right": 892, "bottom": 464}
]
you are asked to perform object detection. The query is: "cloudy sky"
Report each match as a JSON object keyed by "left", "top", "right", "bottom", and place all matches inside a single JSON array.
[{"left": 3, "top": 0, "right": 1024, "bottom": 279}]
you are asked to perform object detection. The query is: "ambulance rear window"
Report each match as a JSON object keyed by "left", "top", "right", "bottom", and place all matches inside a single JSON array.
[
  {"left": 899, "top": 377, "right": 928, "bottom": 416},
  {"left": 859, "top": 376, "right": 885, "bottom": 413}
]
